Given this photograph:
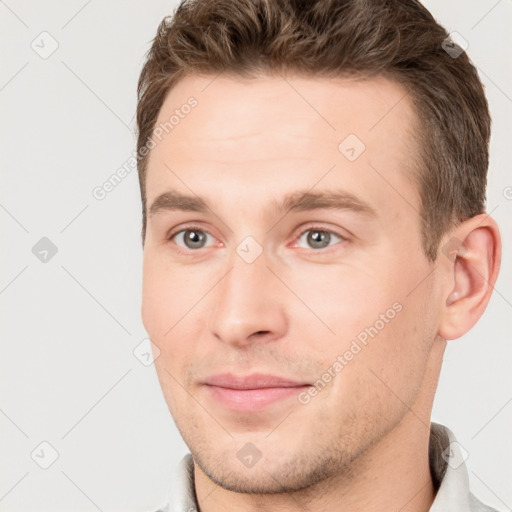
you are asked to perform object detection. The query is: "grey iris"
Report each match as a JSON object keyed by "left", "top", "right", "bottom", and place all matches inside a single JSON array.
[
  {"left": 307, "top": 230, "right": 331, "bottom": 249},
  {"left": 184, "top": 230, "right": 207, "bottom": 249}
]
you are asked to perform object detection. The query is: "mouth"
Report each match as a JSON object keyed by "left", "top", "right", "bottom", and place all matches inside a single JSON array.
[{"left": 201, "top": 373, "right": 311, "bottom": 412}]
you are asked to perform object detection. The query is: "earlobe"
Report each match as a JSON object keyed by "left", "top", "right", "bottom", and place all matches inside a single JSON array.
[{"left": 438, "top": 214, "right": 501, "bottom": 341}]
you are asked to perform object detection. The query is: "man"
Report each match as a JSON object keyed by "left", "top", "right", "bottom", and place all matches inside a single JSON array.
[{"left": 136, "top": 0, "right": 502, "bottom": 510}]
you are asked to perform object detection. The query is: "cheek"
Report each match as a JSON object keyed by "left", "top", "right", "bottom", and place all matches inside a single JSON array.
[
  {"left": 349, "top": 292, "right": 435, "bottom": 409},
  {"left": 141, "top": 251, "right": 162, "bottom": 334},
  {"left": 142, "top": 251, "right": 203, "bottom": 381},
  {"left": 141, "top": 250, "right": 195, "bottom": 336},
  {"left": 293, "top": 261, "right": 435, "bottom": 399},
  {"left": 288, "top": 263, "right": 393, "bottom": 344},
  {"left": 312, "top": 305, "right": 433, "bottom": 432}
]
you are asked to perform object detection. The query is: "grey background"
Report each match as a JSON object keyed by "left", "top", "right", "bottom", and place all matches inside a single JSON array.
[{"left": 1, "top": 1, "right": 510, "bottom": 511}]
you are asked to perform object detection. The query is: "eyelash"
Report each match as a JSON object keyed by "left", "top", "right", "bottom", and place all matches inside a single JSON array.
[{"left": 167, "top": 224, "right": 348, "bottom": 255}]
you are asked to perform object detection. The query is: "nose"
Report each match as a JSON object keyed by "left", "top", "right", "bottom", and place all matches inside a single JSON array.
[{"left": 208, "top": 251, "right": 288, "bottom": 348}]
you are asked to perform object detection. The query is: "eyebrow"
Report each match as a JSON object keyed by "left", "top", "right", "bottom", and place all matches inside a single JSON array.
[{"left": 148, "top": 189, "right": 377, "bottom": 218}]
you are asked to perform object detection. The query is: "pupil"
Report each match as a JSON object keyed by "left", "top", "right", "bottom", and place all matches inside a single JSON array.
[{"left": 308, "top": 230, "right": 330, "bottom": 248}]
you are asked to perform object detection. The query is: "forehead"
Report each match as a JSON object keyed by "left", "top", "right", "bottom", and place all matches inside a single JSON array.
[{"left": 146, "top": 73, "right": 421, "bottom": 222}]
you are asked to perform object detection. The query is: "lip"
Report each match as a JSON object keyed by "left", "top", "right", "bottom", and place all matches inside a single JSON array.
[
  {"left": 202, "top": 373, "right": 311, "bottom": 412},
  {"left": 203, "top": 373, "right": 308, "bottom": 389}
]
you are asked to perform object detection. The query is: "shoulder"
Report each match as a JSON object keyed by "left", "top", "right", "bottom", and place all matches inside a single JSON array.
[{"left": 469, "top": 491, "right": 500, "bottom": 512}]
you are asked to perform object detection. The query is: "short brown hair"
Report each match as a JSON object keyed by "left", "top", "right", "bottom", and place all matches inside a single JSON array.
[{"left": 136, "top": 0, "right": 490, "bottom": 261}]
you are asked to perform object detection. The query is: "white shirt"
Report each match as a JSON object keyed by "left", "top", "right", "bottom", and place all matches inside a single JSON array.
[{"left": 154, "top": 423, "right": 497, "bottom": 512}]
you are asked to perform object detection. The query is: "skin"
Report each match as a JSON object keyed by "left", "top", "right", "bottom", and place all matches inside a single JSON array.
[{"left": 141, "top": 73, "right": 501, "bottom": 512}]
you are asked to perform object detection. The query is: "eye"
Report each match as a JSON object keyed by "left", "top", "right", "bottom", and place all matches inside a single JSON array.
[
  {"left": 171, "top": 228, "right": 216, "bottom": 250},
  {"left": 295, "top": 228, "right": 345, "bottom": 250}
]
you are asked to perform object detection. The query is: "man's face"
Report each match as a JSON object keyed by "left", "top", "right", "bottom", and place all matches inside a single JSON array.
[{"left": 141, "top": 74, "right": 441, "bottom": 492}]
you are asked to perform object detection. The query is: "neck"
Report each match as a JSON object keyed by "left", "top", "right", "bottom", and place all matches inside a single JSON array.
[{"left": 194, "top": 339, "right": 445, "bottom": 512}]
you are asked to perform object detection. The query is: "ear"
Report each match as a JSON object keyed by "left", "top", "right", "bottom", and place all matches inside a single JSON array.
[{"left": 437, "top": 214, "right": 501, "bottom": 341}]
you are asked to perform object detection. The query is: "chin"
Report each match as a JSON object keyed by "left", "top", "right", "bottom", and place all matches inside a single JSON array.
[{"left": 192, "top": 444, "right": 350, "bottom": 495}]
